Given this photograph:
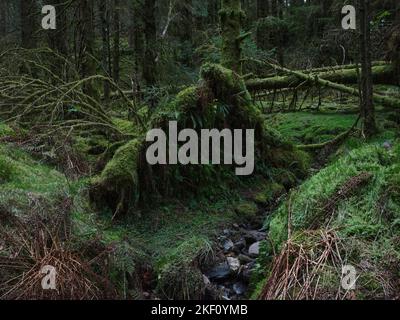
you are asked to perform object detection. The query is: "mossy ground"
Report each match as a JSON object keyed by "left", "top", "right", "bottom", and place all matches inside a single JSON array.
[
  {"left": 251, "top": 107, "right": 400, "bottom": 299},
  {"left": 0, "top": 141, "right": 66, "bottom": 214},
  {"left": 0, "top": 125, "right": 274, "bottom": 298},
  {"left": 1, "top": 86, "right": 399, "bottom": 300}
]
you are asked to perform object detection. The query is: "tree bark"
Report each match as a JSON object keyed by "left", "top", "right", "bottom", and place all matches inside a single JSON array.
[
  {"left": 248, "top": 62, "right": 400, "bottom": 110},
  {"left": 220, "top": 0, "right": 245, "bottom": 74},
  {"left": 0, "top": 0, "right": 6, "bottom": 38},
  {"left": 99, "top": 0, "right": 111, "bottom": 100},
  {"left": 246, "top": 64, "right": 396, "bottom": 91},
  {"left": 45, "top": 0, "right": 68, "bottom": 57},
  {"left": 143, "top": 0, "right": 157, "bottom": 85},
  {"left": 256, "top": 0, "right": 270, "bottom": 50},
  {"left": 78, "top": 0, "right": 97, "bottom": 97},
  {"left": 20, "top": 0, "right": 37, "bottom": 49},
  {"left": 112, "top": 0, "right": 120, "bottom": 83},
  {"left": 359, "top": 0, "right": 376, "bottom": 137}
]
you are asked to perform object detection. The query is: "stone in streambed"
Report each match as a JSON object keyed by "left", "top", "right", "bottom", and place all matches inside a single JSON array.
[
  {"left": 248, "top": 241, "right": 260, "bottom": 257},
  {"left": 238, "top": 254, "right": 253, "bottom": 264},
  {"left": 226, "top": 257, "right": 241, "bottom": 273},
  {"left": 233, "top": 282, "right": 247, "bottom": 295},
  {"left": 222, "top": 239, "right": 234, "bottom": 252},
  {"left": 244, "top": 230, "right": 266, "bottom": 245},
  {"left": 233, "top": 238, "right": 246, "bottom": 253},
  {"left": 203, "top": 274, "right": 211, "bottom": 286},
  {"left": 206, "top": 262, "right": 231, "bottom": 280}
]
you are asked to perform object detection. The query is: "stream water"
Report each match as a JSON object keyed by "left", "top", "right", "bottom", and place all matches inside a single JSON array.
[{"left": 202, "top": 216, "right": 266, "bottom": 300}]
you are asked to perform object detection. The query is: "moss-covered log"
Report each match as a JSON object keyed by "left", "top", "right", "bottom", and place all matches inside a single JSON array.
[
  {"left": 246, "top": 64, "right": 396, "bottom": 91},
  {"left": 90, "top": 63, "right": 310, "bottom": 217},
  {"left": 248, "top": 63, "right": 400, "bottom": 110}
]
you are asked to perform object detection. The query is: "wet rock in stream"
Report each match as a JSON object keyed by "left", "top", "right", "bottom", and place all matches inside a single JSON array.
[
  {"left": 226, "top": 257, "right": 240, "bottom": 272},
  {"left": 248, "top": 241, "right": 260, "bottom": 257},
  {"left": 204, "top": 223, "right": 265, "bottom": 300},
  {"left": 205, "top": 262, "right": 231, "bottom": 281}
]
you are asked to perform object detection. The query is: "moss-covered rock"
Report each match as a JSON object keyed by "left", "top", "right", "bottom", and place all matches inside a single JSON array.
[
  {"left": 235, "top": 201, "right": 259, "bottom": 220},
  {"left": 253, "top": 182, "right": 285, "bottom": 205}
]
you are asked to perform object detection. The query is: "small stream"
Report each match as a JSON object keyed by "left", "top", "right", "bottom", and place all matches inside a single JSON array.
[{"left": 202, "top": 218, "right": 266, "bottom": 300}]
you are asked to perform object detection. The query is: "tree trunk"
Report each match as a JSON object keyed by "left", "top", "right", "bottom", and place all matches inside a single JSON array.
[
  {"left": 0, "top": 0, "right": 6, "bottom": 38},
  {"left": 78, "top": 0, "right": 97, "bottom": 97},
  {"left": 112, "top": 0, "right": 120, "bottom": 83},
  {"left": 359, "top": 0, "right": 376, "bottom": 137},
  {"left": 248, "top": 62, "right": 400, "bottom": 110},
  {"left": 99, "top": 0, "right": 111, "bottom": 100},
  {"left": 256, "top": 0, "right": 270, "bottom": 50},
  {"left": 220, "top": 0, "right": 245, "bottom": 74},
  {"left": 179, "top": 0, "right": 194, "bottom": 67},
  {"left": 143, "top": 0, "right": 157, "bottom": 85},
  {"left": 207, "top": 0, "right": 219, "bottom": 25},
  {"left": 45, "top": 0, "right": 68, "bottom": 57},
  {"left": 271, "top": 0, "right": 278, "bottom": 17},
  {"left": 20, "top": 0, "right": 36, "bottom": 49},
  {"left": 246, "top": 64, "right": 396, "bottom": 91}
]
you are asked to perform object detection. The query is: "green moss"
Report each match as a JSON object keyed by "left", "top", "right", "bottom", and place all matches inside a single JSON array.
[
  {"left": 0, "top": 142, "right": 66, "bottom": 220},
  {"left": 253, "top": 139, "right": 400, "bottom": 299},
  {"left": 254, "top": 182, "right": 285, "bottom": 205},
  {"left": 267, "top": 143, "right": 399, "bottom": 248},
  {"left": 219, "top": 0, "right": 245, "bottom": 72},
  {"left": 99, "top": 139, "right": 142, "bottom": 186},
  {"left": 268, "top": 112, "right": 359, "bottom": 145},
  {"left": 113, "top": 118, "right": 137, "bottom": 136},
  {"left": 0, "top": 123, "right": 14, "bottom": 137},
  {"left": 156, "top": 236, "right": 213, "bottom": 300},
  {"left": 235, "top": 201, "right": 259, "bottom": 220},
  {"left": 0, "top": 155, "right": 15, "bottom": 183},
  {"left": 249, "top": 277, "right": 267, "bottom": 300}
]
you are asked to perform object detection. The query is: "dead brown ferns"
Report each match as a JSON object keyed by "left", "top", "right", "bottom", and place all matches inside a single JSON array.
[
  {"left": 260, "top": 229, "right": 345, "bottom": 300},
  {"left": 0, "top": 196, "right": 116, "bottom": 300}
]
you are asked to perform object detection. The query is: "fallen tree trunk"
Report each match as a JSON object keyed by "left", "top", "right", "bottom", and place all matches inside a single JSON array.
[
  {"left": 246, "top": 65, "right": 396, "bottom": 91},
  {"left": 248, "top": 63, "right": 400, "bottom": 110},
  {"left": 263, "top": 61, "right": 388, "bottom": 78}
]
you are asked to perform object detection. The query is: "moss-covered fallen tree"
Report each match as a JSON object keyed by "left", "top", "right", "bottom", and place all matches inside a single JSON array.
[
  {"left": 89, "top": 63, "right": 310, "bottom": 217},
  {"left": 246, "top": 64, "right": 396, "bottom": 91},
  {"left": 89, "top": 0, "right": 310, "bottom": 217},
  {"left": 248, "top": 62, "right": 400, "bottom": 110}
]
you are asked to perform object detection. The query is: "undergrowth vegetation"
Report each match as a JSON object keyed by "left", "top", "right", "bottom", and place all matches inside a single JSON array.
[{"left": 253, "top": 129, "right": 400, "bottom": 299}]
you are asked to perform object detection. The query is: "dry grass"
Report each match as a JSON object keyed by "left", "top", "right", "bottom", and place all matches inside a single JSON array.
[
  {"left": 260, "top": 229, "right": 348, "bottom": 300},
  {"left": 0, "top": 196, "right": 117, "bottom": 300}
]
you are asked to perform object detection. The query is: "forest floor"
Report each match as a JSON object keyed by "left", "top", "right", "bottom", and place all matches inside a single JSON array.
[{"left": 1, "top": 86, "right": 399, "bottom": 300}]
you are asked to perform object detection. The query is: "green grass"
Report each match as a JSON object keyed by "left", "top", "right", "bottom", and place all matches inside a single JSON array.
[
  {"left": 267, "top": 112, "right": 358, "bottom": 145},
  {"left": 0, "top": 143, "right": 66, "bottom": 214},
  {"left": 253, "top": 135, "right": 400, "bottom": 299}
]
